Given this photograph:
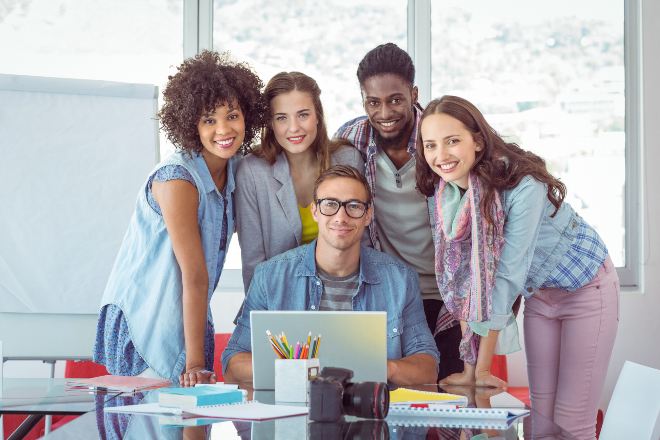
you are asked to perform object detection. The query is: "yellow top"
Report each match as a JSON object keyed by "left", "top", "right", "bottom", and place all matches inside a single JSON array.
[{"left": 299, "top": 203, "right": 319, "bottom": 245}]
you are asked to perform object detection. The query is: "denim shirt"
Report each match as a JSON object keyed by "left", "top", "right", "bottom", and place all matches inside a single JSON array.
[
  {"left": 221, "top": 240, "right": 440, "bottom": 375},
  {"left": 489, "top": 175, "right": 582, "bottom": 330},
  {"left": 100, "top": 150, "right": 237, "bottom": 383}
]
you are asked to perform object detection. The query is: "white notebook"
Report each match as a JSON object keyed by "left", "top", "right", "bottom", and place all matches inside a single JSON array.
[{"left": 104, "top": 400, "right": 308, "bottom": 421}]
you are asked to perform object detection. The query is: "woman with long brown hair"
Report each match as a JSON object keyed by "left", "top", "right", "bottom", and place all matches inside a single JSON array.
[
  {"left": 416, "top": 95, "right": 617, "bottom": 439},
  {"left": 235, "top": 71, "right": 369, "bottom": 294}
]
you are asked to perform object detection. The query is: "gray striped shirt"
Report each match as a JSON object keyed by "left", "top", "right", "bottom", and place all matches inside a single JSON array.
[{"left": 317, "top": 266, "right": 359, "bottom": 311}]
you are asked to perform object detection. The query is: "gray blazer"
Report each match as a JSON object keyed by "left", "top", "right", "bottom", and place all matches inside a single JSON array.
[{"left": 235, "top": 146, "right": 370, "bottom": 294}]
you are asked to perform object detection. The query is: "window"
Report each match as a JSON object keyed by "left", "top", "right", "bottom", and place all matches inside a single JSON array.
[
  {"left": 213, "top": 0, "right": 408, "bottom": 271},
  {"left": 0, "top": 0, "right": 184, "bottom": 159},
  {"left": 430, "top": 0, "right": 631, "bottom": 274}
]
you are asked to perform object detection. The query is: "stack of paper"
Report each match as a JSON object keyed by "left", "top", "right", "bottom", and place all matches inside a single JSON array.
[{"left": 65, "top": 375, "right": 172, "bottom": 393}]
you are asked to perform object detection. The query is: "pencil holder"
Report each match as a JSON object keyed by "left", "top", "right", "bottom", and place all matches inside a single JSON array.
[{"left": 274, "top": 358, "right": 320, "bottom": 403}]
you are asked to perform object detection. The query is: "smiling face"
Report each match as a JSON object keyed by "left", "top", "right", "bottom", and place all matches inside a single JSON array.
[
  {"left": 311, "top": 177, "right": 373, "bottom": 252},
  {"left": 270, "top": 91, "right": 318, "bottom": 155},
  {"left": 197, "top": 98, "right": 245, "bottom": 161},
  {"left": 361, "top": 74, "right": 418, "bottom": 150},
  {"left": 421, "top": 113, "right": 482, "bottom": 189}
]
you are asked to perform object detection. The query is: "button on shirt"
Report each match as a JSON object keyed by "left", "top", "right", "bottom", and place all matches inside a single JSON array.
[{"left": 220, "top": 240, "right": 440, "bottom": 375}]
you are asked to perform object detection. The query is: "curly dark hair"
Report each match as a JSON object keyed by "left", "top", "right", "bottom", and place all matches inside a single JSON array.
[
  {"left": 415, "top": 96, "right": 566, "bottom": 226},
  {"left": 357, "top": 43, "right": 415, "bottom": 88},
  {"left": 158, "top": 50, "right": 267, "bottom": 156}
]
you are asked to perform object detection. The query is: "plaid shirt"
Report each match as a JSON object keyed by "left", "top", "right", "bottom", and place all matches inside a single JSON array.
[
  {"left": 333, "top": 105, "right": 433, "bottom": 251},
  {"left": 541, "top": 220, "right": 608, "bottom": 289}
]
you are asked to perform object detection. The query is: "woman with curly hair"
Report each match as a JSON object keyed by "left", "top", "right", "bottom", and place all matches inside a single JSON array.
[
  {"left": 234, "top": 71, "right": 368, "bottom": 296},
  {"left": 416, "top": 96, "right": 617, "bottom": 439},
  {"left": 93, "top": 50, "right": 266, "bottom": 387}
]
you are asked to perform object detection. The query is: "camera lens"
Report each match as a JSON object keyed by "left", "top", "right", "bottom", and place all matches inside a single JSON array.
[{"left": 341, "top": 381, "right": 389, "bottom": 419}]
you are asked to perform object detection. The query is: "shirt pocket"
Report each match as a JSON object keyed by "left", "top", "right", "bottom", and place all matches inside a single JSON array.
[{"left": 198, "top": 216, "right": 213, "bottom": 233}]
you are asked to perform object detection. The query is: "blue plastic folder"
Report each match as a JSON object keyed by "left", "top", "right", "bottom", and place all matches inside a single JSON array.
[{"left": 158, "top": 386, "right": 244, "bottom": 408}]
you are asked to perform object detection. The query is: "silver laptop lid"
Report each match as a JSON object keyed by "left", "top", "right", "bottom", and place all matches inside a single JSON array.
[{"left": 250, "top": 311, "right": 387, "bottom": 390}]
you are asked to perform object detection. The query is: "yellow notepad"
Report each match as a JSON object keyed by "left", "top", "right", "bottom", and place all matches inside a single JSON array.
[{"left": 389, "top": 388, "right": 466, "bottom": 404}]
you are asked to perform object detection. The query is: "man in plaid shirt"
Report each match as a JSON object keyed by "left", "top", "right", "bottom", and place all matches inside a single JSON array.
[{"left": 333, "top": 43, "right": 462, "bottom": 382}]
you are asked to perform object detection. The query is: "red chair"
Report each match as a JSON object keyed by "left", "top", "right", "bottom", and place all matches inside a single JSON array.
[{"left": 213, "top": 333, "right": 232, "bottom": 382}]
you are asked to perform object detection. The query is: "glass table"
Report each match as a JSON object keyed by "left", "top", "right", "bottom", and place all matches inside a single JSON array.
[
  {"left": 33, "top": 383, "right": 579, "bottom": 440},
  {"left": 0, "top": 378, "right": 122, "bottom": 440}
]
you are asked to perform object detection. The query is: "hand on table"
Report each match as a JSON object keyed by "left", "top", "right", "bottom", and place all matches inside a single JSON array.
[
  {"left": 179, "top": 367, "right": 217, "bottom": 387},
  {"left": 475, "top": 371, "right": 508, "bottom": 390}
]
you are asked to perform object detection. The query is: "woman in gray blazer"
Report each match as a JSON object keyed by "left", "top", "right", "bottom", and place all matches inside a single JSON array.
[{"left": 235, "top": 71, "right": 369, "bottom": 293}]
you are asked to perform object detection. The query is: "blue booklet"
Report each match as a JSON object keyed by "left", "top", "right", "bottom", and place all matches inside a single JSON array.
[{"left": 158, "top": 386, "right": 245, "bottom": 408}]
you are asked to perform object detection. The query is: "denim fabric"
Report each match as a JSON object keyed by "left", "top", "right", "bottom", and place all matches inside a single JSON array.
[
  {"left": 221, "top": 240, "right": 441, "bottom": 375},
  {"left": 99, "top": 151, "right": 237, "bottom": 383},
  {"left": 489, "top": 175, "right": 584, "bottom": 330}
]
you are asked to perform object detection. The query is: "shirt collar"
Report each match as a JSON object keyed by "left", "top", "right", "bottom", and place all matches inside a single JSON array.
[
  {"left": 193, "top": 153, "right": 237, "bottom": 196},
  {"left": 298, "top": 239, "right": 380, "bottom": 285}
]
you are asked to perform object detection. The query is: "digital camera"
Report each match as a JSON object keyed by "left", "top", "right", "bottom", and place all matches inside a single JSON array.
[{"left": 308, "top": 366, "right": 389, "bottom": 422}]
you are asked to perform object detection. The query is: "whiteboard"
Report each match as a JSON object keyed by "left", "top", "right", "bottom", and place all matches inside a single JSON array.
[{"left": 0, "top": 74, "right": 159, "bottom": 315}]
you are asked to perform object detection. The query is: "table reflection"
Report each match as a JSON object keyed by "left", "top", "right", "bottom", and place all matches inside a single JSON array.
[{"left": 84, "top": 382, "right": 577, "bottom": 440}]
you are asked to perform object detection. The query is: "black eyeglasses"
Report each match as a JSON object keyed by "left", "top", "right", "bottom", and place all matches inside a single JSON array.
[{"left": 315, "top": 198, "right": 370, "bottom": 219}]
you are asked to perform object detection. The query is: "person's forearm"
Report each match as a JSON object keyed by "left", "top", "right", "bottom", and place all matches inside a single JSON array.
[
  {"left": 387, "top": 353, "right": 438, "bottom": 385},
  {"left": 475, "top": 329, "right": 499, "bottom": 375},
  {"left": 224, "top": 352, "right": 254, "bottom": 384},
  {"left": 182, "top": 276, "right": 209, "bottom": 370}
]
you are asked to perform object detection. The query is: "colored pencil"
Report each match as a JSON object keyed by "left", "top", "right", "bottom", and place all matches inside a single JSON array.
[
  {"left": 266, "top": 330, "right": 289, "bottom": 359},
  {"left": 314, "top": 334, "right": 321, "bottom": 358},
  {"left": 269, "top": 340, "right": 286, "bottom": 359},
  {"left": 301, "top": 344, "right": 308, "bottom": 359},
  {"left": 295, "top": 342, "right": 301, "bottom": 359},
  {"left": 310, "top": 337, "right": 317, "bottom": 360},
  {"left": 278, "top": 334, "right": 290, "bottom": 354},
  {"left": 306, "top": 332, "right": 312, "bottom": 355}
]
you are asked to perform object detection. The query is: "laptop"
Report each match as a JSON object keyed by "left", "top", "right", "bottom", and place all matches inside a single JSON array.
[{"left": 250, "top": 311, "right": 387, "bottom": 390}]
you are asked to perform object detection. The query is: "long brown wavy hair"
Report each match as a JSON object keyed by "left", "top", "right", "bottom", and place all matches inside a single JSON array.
[
  {"left": 252, "top": 71, "right": 350, "bottom": 175},
  {"left": 415, "top": 95, "right": 566, "bottom": 226}
]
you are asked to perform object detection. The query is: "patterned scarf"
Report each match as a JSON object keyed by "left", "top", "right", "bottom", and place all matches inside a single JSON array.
[{"left": 433, "top": 173, "right": 505, "bottom": 364}]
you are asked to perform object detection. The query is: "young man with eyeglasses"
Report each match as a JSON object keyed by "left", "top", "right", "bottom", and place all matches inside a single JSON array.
[{"left": 222, "top": 165, "right": 439, "bottom": 385}]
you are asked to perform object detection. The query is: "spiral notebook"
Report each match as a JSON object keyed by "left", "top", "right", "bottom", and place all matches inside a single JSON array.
[
  {"left": 386, "top": 414, "right": 527, "bottom": 430},
  {"left": 387, "top": 405, "right": 529, "bottom": 420},
  {"left": 104, "top": 400, "right": 308, "bottom": 421}
]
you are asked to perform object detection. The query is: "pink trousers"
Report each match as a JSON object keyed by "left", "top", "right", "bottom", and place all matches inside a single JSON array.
[{"left": 523, "top": 255, "right": 619, "bottom": 440}]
